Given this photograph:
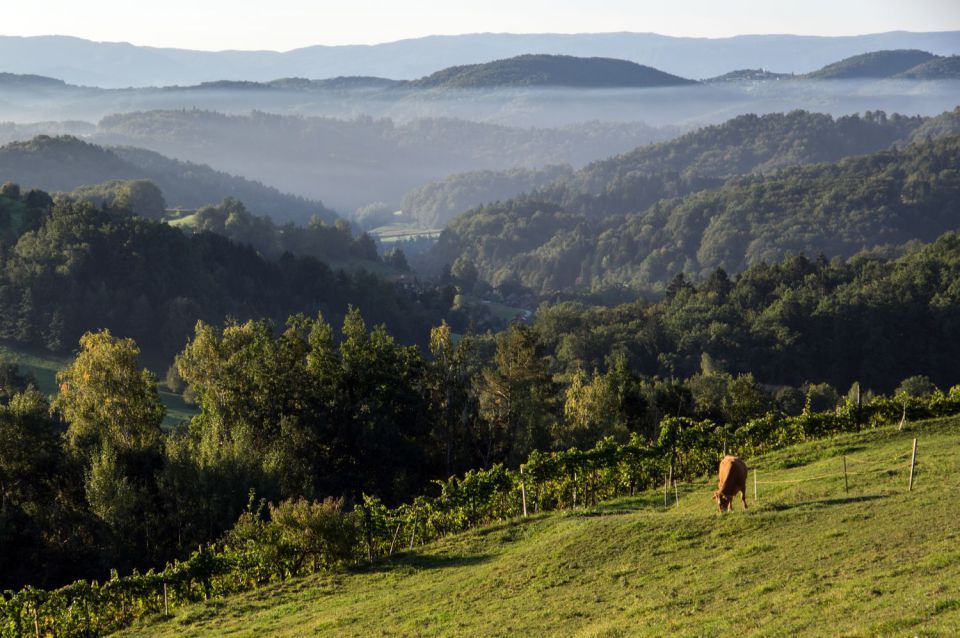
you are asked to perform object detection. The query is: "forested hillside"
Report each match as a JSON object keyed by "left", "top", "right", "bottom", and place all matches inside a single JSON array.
[
  {"left": 7, "top": 224, "right": 960, "bottom": 600},
  {"left": 0, "top": 189, "right": 449, "bottom": 357},
  {"left": 401, "top": 164, "right": 573, "bottom": 228},
  {"left": 170, "top": 196, "right": 382, "bottom": 264},
  {"left": 0, "top": 135, "right": 336, "bottom": 222},
  {"left": 92, "top": 111, "right": 667, "bottom": 215},
  {"left": 410, "top": 54, "right": 696, "bottom": 88},
  {"left": 906, "top": 106, "right": 960, "bottom": 142},
  {"left": 804, "top": 49, "right": 939, "bottom": 79},
  {"left": 897, "top": 55, "right": 960, "bottom": 79},
  {"left": 430, "top": 113, "right": 949, "bottom": 292}
]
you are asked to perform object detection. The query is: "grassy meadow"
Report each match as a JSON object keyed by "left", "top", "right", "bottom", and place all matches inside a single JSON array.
[{"left": 117, "top": 417, "right": 960, "bottom": 637}]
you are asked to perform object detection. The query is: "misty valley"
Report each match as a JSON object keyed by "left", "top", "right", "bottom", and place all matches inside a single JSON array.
[{"left": 2, "top": 27, "right": 960, "bottom": 638}]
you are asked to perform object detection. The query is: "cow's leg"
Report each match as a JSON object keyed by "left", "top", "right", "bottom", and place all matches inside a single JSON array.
[{"left": 741, "top": 489, "right": 748, "bottom": 510}]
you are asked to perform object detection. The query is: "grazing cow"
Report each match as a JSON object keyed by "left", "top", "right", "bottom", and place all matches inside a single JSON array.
[{"left": 714, "top": 455, "right": 748, "bottom": 513}]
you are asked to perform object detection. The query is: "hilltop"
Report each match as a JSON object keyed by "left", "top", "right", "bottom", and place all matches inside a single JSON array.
[
  {"left": 0, "top": 135, "right": 337, "bottom": 222},
  {"left": 805, "top": 49, "right": 939, "bottom": 79},
  {"left": 118, "top": 418, "right": 960, "bottom": 637},
  {"left": 704, "top": 68, "right": 794, "bottom": 82},
  {"left": 410, "top": 54, "right": 696, "bottom": 89}
]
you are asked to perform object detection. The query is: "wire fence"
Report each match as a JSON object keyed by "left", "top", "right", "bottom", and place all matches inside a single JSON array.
[{"left": 669, "top": 437, "right": 922, "bottom": 505}]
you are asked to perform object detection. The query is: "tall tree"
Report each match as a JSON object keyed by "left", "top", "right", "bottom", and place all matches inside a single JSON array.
[{"left": 477, "top": 323, "right": 558, "bottom": 466}]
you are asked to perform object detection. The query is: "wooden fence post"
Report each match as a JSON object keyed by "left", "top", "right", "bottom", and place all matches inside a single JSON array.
[
  {"left": 388, "top": 522, "right": 402, "bottom": 556},
  {"left": 163, "top": 581, "right": 169, "bottom": 616},
  {"left": 843, "top": 456, "right": 848, "bottom": 494},
  {"left": 909, "top": 438, "right": 918, "bottom": 491},
  {"left": 664, "top": 464, "right": 672, "bottom": 507},
  {"left": 674, "top": 481, "right": 679, "bottom": 507},
  {"left": 754, "top": 470, "right": 758, "bottom": 504},
  {"left": 573, "top": 472, "right": 577, "bottom": 509},
  {"left": 520, "top": 467, "right": 528, "bottom": 517}
]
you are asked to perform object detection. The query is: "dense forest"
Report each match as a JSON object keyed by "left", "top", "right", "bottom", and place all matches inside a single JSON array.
[
  {"left": 400, "top": 164, "right": 574, "bottom": 228},
  {"left": 172, "top": 197, "right": 382, "bottom": 264},
  {"left": 5, "top": 222, "right": 960, "bottom": 594},
  {"left": 0, "top": 135, "right": 336, "bottom": 222},
  {"left": 431, "top": 121, "right": 960, "bottom": 292},
  {"left": 0, "top": 187, "right": 450, "bottom": 357}
]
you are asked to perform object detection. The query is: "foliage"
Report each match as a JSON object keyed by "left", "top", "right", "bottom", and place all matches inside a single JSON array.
[
  {"left": 54, "top": 330, "right": 165, "bottom": 459},
  {"left": 0, "top": 194, "right": 447, "bottom": 357},
  {"left": 531, "top": 231, "right": 960, "bottom": 392},
  {"left": 401, "top": 164, "right": 572, "bottom": 228},
  {"left": 69, "top": 179, "right": 166, "bottom": 219},
  {"left": 430, "top": 110, "right": 934, "bottom": 292},
  {"left": 184, "top": 197, "right": 380, "bottom": 263}
]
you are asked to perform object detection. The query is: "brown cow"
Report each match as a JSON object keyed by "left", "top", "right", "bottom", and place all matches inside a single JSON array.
[{"left": 713, "top": 455, "right": 748, "bottom": 513}]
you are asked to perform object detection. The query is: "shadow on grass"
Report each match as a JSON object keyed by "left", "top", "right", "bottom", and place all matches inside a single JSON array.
[
  {"left": 580, "top": 493, "right": 677, "bottom": 515},
  {"left": 354, "top": 552, "right": 492, "bottom": 575},
  {"left": 765, "top": 494, "right": 888, "bottom": 511}
]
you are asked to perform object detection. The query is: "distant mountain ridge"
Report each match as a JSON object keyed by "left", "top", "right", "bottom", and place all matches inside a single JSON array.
[
  {"left": 1, "top": 31, "right": 959, "bottom": 87},
  {"left": 3, "top": 48, "right": 959, "bottom": 96}
]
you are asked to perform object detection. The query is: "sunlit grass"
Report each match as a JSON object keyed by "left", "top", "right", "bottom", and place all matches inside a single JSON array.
[{"left": 119, "top": 417, "right": 960, "bottom": 637}]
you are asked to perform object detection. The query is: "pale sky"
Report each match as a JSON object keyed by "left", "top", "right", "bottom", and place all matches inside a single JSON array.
[{"left": 3, "top": 0, "right": 960, "bottom": 51}]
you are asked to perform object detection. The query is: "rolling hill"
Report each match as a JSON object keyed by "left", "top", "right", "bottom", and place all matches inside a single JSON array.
[
  {"left": 0, "top": 135, "right": 338, "bottom": 222},
  {"left": 410, "top": 54, "right": 696, "bottom": 89},
  {"left": 428, "top": 115, "right": 952, "bottom": 293},
  {"left": 805, "top": 49, "right": 939, "bottom": 79},
  {"left": 897, "top": 55, "right": 960, "bottom": 79},
  {"left": 116, "top": 417, "right": 960, "bottom": 637}
]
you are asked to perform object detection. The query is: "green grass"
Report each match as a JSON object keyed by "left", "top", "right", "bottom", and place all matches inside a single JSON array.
[
  {"left": 369, "top": 224, "right": 442, "bottom": 244},
  {"left": 118, "top": 418, "right": 960, "bottom": 637},
  {"left": 0, "top": 341, "right": 196, "bottom": 428},
  {"left": 165, "top": 212, "right": 199, "bottom": 228}
]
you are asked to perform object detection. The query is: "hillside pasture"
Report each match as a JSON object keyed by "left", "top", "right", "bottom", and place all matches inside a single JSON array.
[{"left": 119, "top": 418, "right": 960, "bottom": 637}]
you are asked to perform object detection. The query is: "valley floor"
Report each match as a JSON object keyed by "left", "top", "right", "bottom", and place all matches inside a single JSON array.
[{"left": 119, "top": 419, "right": 960, "bottom": 637}]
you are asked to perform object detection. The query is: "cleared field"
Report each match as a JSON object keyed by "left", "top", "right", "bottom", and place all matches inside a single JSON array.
[
  {"left": 119, "top": 418, "right": 960, "bottom": 637},
  {"left": 369, "top": 223, "right": 442, "bottom": 244}
]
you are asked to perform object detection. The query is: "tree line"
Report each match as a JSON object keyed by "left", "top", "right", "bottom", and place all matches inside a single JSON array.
[
  {"left": 3, "top": 349, "right": 957, "bottom": 636},
  {"left": 0, "top": 187, "right": 452, "bottom": 357},
  {"left": 3, "top": 268, "right": 958, "bottom": 594}
]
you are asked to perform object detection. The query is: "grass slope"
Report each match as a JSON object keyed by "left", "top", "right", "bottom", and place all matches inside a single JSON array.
[{"left": 120, "top": 418, "right": 960, "bottom": 637}]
